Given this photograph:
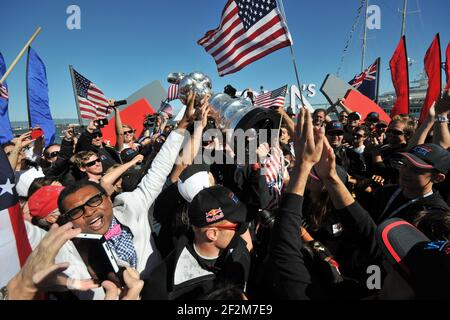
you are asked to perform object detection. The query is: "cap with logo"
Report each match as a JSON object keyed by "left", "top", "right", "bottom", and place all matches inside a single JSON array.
[
  {"left": 188, "top": 185, "right": 247, "bottom": 228},
  {"left": 399, "top": 143, "right": 450, "bottom": 174},
  {"left": 325, "top": 121, "right": 344, "bottom": 134}
]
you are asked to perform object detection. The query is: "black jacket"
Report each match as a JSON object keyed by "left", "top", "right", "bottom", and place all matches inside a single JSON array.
[
  {"left": 41, "top": 138, "right": 76, "bottom": 185},
  {"left": 141, "top": 230, "right": 251, "bottom": 300},
  {"left": 75, "top": 129, "right": 121, "bottom": 171},
  {"left": 269, "top": 194, "right": 381, "bottom": 299}
]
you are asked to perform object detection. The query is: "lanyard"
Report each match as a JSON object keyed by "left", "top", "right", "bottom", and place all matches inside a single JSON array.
[{"left": 381, "top": 187, "right": 434, "bottom": 219}]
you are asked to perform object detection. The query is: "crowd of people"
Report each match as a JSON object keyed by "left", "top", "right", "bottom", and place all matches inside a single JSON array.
[{"left": 1, "top": 85, "right": 450, "bottom": 300}]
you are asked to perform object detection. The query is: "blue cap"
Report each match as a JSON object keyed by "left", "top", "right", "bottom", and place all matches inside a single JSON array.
[{"left": 326, "top": 121, "right": 344, "bottom": 134}]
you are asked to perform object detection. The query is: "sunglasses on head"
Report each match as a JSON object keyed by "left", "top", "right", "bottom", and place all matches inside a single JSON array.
[
  {"left": 45, "top": 151, "right": 59, "bottom": 159},
  {"left": 83, "top": 158, "right": 101, "bottom": 167},
  {"left": 387, "top": 129, "right": 404, "bottom": 136}
]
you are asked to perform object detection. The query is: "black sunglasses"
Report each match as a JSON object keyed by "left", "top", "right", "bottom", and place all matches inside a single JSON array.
[
  {"left": 63, "top": 192, "right": 105, "bottom": 221},
  {"left": 387, "top": 129, "right": 404, "bottom": 136},
  {"left": 327, "top": 131, "right": 343, "bottom": 137},
  {"left": 83, "top": 158, "right": 101, "bottom": 167},
  {"left": 339, "top": 115, "right": 348, "bottom": 119},
  {"left": 354, "top": 134, "right": 365, "bottom": 139},
  {"left": 92, "top": 133, "right": 103, "bottom": 139},
  {"left": 45, "top": 151, "right": 60, "bottom": 159},
  {"left": 124, "top": 130, "right": 135, "bottom": 135}
]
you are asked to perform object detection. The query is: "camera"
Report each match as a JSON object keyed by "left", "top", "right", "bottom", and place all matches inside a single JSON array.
[
  {"left": 143, "top": 114, "right": 158, "bottom": 128},
  {"left": 94, "top": 118, "right": 108, "bottom": 128}
]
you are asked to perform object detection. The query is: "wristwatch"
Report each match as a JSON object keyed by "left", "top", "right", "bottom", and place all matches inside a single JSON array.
[
  {"left": 435, "top": 115, "right": 449, "bottom": 123},
  {"left": 0, "top": 286, "right": 8, "bottom": 300}
]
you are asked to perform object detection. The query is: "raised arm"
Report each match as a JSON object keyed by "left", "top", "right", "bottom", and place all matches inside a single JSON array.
[
  {"left": 101, "top": 154, "right": 144, "bottom": 195},
  {"left": 273, "top": 105, "right": 295, "bottom": 139},
  {"left": 8, "top": 131, "right": 33, "bottom": 170},
  {"left": 433, "top": 89, "right": 450, "bottom": 149},
  {"left": 110, "top": 99, "right": 125, "bottom": 151},
  {"left": 407, "top": 102, "right": 435, "bottom": 149}
]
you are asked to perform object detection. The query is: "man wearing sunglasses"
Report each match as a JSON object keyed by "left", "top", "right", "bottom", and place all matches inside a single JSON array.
[
  {"left": 76, "top": 119, "right": 121, "bottom": 172},
  {"left": 141, "top": 185, "right": 251, "bottom": 300},
  {"left": 370, "top": 143, "right": 450, "bottom": 224},
  {"left": 71, "top": 151, "right": 104, "bottom": 183}
]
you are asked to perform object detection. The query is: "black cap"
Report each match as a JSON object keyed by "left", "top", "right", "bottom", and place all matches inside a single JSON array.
[
  {"left": 377, "top": 218, "right": 450, "bottom": 298},
  {"left": 348, "top": 112, "right": 362, "bottom": 120},
  {"left": 399, "top": 143, "right": 450, "bottom": 174},
  {"left": 325, "top": 121, "right": 344, "bottom": 134},
  {"left": 366, "top": 112, "right": 380, "bottom": 122},
  {"left": 120, "top": 148, "right": 139, "bottom": 163},
  {"left": 188, "top": 185, "right": 247, "bottom": 228}
]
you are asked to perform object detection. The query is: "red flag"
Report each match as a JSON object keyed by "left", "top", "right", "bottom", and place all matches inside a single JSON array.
[
  {"left": 445, "top": 42, "right": 450, "bottom": 91},
  {"left": 390, "top": 36, "right": 410, "bottom": 118},
  {"left": 420, "top": 34, "right": 442, "bottom": 123}
]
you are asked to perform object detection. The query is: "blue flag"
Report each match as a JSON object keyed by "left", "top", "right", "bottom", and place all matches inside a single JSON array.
[
  {"left": 0, "top": 53, "right": 13, "bottom": 144},
  {"left": 349, "top": 58, "right": 381, "bottom": 102},
  {"left": 27, "top": 47, "right": 55, "bottom": 146}
]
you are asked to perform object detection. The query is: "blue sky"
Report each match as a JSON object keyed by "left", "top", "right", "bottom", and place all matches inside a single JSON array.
[{"left": 2, "top": 0, "right": 449, "bottom": 121}]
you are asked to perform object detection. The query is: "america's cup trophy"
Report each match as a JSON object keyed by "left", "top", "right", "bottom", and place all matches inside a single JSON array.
[{"left": 168, "top": 71, "right": 281, "bottom": 144}]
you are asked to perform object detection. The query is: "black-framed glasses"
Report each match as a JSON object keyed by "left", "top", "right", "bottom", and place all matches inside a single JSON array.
[
  {"left": 124, "top": 130, "right": 135, "bottom": 135},
  {"left": 92, "top": 133, "right": 103, "bottom": 139},
  {"left": 339, "top": 115, "right": 348, "bottom": 119},
  {"left": 387, "top": 129, "right": 404, "bottom": 136},
  {"left": 63, "top": 192, "right": 105, "bottom": 221},
  {"left": 45, "top": 151, "right": 60, "bottom": 159},
  {"left": 354, "top": 134, "right": 365, "bottom": 139},
  {"left": 327, "top": 131, "right": 343, "bottom": 137},
  {"left": 83, "top": 158, "right": 101, "bottom": 167}
]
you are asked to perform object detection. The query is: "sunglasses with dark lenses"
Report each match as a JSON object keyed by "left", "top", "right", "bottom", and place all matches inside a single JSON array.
[
  {"left": 387, "top": 129, "right": 404, "bottom": 136},
  {"left": 45, "top": 151, "right": 60, "bottom": 159},
  {"left": 124, "top": 130, "right": 135, "bottom": 135},
  {"left": 339, "top": 115, "right": 348, "bottom": 119},
  {"left": 376, "top": 124, "right": 387, "bottom": 129},
  {"left": 83, "top": 158, "right": 101, "bottom": 167},
  {"left": 327, "top": 131, "right": 343, "bottom": 137},
  {"left": 354, "top": 134, "right": 365, "bottom": 139},
  {"left": 92, "top": 133, "right": 103, "bottom": 139},
  {"left": 63, "top": 192, "right": 105, "bottom": 221}
]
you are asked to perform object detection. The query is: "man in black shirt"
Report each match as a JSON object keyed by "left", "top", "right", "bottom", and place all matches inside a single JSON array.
[{"left": 371, "top": 143, "right": 450, "bottom": 224}]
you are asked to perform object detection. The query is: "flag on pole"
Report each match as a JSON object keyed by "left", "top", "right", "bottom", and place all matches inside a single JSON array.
[
  {"left": 390, "top": 36, "right": 410, "bottom": 118},
  {"left": 349, "top": 57, "right": 380, "bottom": 101},
  {"left": 254, "top": 85, "right": 288, "bottom": 108},
  {"left": 420, "top": 34, "right": 442, "bottom": 123},
  {"left": 0, "top": 148, "right": 32, "bottom": 287},
  {"left": 198, "top": 0, "right": 292, "bottom": 76},
  {"left": 27, "top": 47, "right": 56, "bottom": 146},
  {"left": 0, "top": 53, "right": 13, "bottom": 144},
  {"left": 72, "top": 68, "right": 110, "bottom": 120},
  {"left": 167, "top": 84, "right": 179, "bottom": 101},
  {"left": 444, "top": 42, "right": 450, "bottom": 91}
]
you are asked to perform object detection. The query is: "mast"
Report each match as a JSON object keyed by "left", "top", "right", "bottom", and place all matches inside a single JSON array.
[
  {"left": 401, "top": 0, "right": 408, "bottom": 37},
  {"left": 361, "top": 0, "right": 369, "bottom": 72}
]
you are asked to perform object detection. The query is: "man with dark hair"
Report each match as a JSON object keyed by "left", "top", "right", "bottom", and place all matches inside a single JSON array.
[
  {"left": 370, "top": 143, "right": 450, "bottom": 224},
  {"left": 57, "top": 105, "right": 201, "bottom": 278}
]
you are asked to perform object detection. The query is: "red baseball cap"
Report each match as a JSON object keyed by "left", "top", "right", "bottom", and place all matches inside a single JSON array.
[{"left": 28, "top": 185, "right": 65, "bottom": 219}]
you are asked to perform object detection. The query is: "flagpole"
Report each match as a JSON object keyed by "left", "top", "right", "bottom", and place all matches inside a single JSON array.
[
  {"left": 361, "top": 0, "right": 369, "bottom": 72},
  {"left": 277, "top": 0, "right": 305, "bottom": 108},
  {"left": 0, "top": 27, "right": 41, "bottom": 85},
  {"left": 375, "top": 57, "right": 381, "bottom": 103},
  {"left": 69, "top": 65, "right": 83, "bottom": 126}
]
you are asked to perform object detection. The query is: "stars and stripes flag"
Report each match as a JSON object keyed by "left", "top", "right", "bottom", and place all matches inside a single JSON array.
[
  {"left": 0, "top": 83, "right": 8, "bottom": 100},
  {"left": 198, "top": 0, "right": 292, "bottom": 76},
  {"left": 262, "top": 144, "right": 286, "bottom": 210},
  {"left": 72, "top": 68, "right": 110, "bottom": 120},
  {"left": 348, "top": 57, "right": 380, "bottom": 101},
  {"left": 254, "top": 85, "right": 287, "bottom": 108},
  {"left": 167, "top": 84, "right": 179, "bottom": 101},
  {"left": 0, "top": 149, "right": 32, "bottom": 286}
]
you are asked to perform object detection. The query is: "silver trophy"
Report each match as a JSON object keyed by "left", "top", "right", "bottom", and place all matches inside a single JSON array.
[{"left": 168, "top": 72, "right": 212, "bottom": 107}]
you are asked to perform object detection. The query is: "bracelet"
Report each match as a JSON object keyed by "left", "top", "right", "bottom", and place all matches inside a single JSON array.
[{"left": 435, "top": 115, "right": 449, "bottom": 123}]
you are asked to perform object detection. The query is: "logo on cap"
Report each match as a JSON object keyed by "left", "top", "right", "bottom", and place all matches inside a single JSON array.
[
  {"left": 205, "top": 208, "right": 224, "bottom": 223},
  {"left": 412, "top": 145, "right": 432, "bottom": 157},
  {"left": 228, "top": 192, "right": 239, "bottom": 204}
]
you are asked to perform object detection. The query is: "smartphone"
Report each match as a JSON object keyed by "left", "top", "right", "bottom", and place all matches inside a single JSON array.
[
  {"left": 94, "top": 118, "right": 109, "bottom": 128},
  {"left": 72, "top": 233, "right": 124, "bottom": 286},
  {"left": 31, "top": 128, "right": 44, "bottom": 140}
]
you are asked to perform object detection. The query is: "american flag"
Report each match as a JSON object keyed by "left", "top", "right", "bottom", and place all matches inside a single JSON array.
[
  {"left": 349, "top": 58, "right": 380, "bottom": 101},
  {"left": 167, "top": 84, "right": 179, "bottom": 101},
  {"left": 254, "top": 85, "right": 287, "bottom": 108},
  {"left": 0, "top": 83, "right": 8, "bottom": 100},
  {"left": 262, "top": 144, "right": 285, "bottom": 209},
  {"left": 198, "top": 0, "right": 292, "bottom": 76},
  {"left": 73, "top": 69, "right": 110, "bottom": 120},
  {"left": 0, "top": 149, "right": 32, "bottom": 286}
]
